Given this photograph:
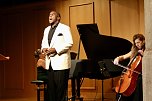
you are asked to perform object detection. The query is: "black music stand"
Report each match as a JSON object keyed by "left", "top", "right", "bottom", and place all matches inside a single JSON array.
[
  {"left": 98, "top": 61, "right": 111, "bottom": 101},
  {"left": 98, "top": 59, "right": 125, "bottom": 101}
]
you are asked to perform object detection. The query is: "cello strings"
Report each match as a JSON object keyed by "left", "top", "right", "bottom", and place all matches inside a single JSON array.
[{"left": 112, "top": 61, "right": 142, "bottom": 75}]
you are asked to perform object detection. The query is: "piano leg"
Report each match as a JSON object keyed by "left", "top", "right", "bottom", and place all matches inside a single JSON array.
[
  {"left": 76, "top": 78, "right": 83, "bottom": 101},
  {"left": 77, "top": 78, "right": 80, "bottom": 98},
  {"left": 71, "top": 78, "right": 76, "bottom": 101},
  {"left": 70, "top": 78, "right": 83, "bottom": 101},
  {"left": 102, "top": 79, "right": 104, "bottom": 101}
]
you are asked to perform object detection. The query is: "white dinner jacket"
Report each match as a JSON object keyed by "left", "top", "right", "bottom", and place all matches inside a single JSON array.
[{"left": 41, "top": 23, "right": 73, "bottom": 70}]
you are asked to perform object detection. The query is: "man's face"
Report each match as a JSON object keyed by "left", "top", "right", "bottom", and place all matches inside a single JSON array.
[
  {"left": 135, "top": 38, "right": 144, "bottom": 50},
  {"left": 49, "top": 11, "right": 59, "bottom": 24}
]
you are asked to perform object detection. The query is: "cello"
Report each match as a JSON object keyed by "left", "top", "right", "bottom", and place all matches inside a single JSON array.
[{"left": 115, "top": 52, "right": 142, "bottom": 96}]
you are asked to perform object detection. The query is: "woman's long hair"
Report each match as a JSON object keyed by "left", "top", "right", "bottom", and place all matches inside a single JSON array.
[{"left": 131, "top": 33, "right": 145, "bottom": 59}]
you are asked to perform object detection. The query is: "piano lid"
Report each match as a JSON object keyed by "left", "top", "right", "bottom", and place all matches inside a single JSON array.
[{"left": 76, "top": 23, "right": 132, "bottom": 60}]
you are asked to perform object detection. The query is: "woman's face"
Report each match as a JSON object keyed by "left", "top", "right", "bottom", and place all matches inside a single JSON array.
[{"left": 134, "top": 38, "right": 144, "bottom": 50}]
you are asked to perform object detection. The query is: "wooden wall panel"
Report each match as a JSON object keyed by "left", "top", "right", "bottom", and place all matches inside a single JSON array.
[
  {"left": 21, "top": 11, "right": 38, "bottom": 97},
  {"left": 110, "top": 0, "right": 143, "bottom": 41},
  {"left": 4, "top": 14, "right": 24, "bottom": 90},
  {"left": 0, "top": 1, "right": 54, "bottom": 98},
  {"left": 69, "top": 2, "right": 94, "bottom": 59},
  {"left": 34, "top": 10, "right": 51, "bottom": 48},
  {"left": 139, "top": 0, "right": 144, "bottom": 34},
  {"left": 21, "top": 9, "right": 50, "bottom": 97},
  {"left": 95, "top": 0, "right": 111, "bottom": 35},
  {"left": 0, "top": 15, "right": 5, "bottom": 98}
]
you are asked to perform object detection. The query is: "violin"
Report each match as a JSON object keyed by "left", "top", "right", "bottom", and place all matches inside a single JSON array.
[{"left": 115, "top": 53, "right": 142, "bottom": 96}]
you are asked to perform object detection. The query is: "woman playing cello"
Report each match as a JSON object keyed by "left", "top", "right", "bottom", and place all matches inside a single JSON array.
[{"left": 113, "top": 33, "right": 145, "bottom": 101}]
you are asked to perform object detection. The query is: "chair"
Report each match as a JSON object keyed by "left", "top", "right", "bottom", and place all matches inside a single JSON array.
[
  {"left": 31, "top": 66, "right": 48, "bottom": 101},
  {"left": 31, "top": 80, "right": 46, "bottom": 101}
]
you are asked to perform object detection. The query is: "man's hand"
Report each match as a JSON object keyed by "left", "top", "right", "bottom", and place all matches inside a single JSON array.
[
  {"left": 48, "top": 48, "right": 57, "bottom": 54},
  {"left": 42, "top": 48, "right": 49, "bottom": 55},
  {"left": 42, "top": 48, "right": 57, "bottom": 56}
]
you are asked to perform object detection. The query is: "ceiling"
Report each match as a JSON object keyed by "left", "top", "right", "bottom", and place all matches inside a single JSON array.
[{"left": 0, "top": 0, "right": 48, "bottom": 8}]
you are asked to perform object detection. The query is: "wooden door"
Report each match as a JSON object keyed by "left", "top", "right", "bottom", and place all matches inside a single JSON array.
[{"left": 68, "top": 2, "right": 98, "bottom": 99}]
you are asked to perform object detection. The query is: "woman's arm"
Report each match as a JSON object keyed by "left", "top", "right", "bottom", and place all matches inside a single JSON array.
[{"left": 113, "top": 51, "right": 132, "bottom": 65}]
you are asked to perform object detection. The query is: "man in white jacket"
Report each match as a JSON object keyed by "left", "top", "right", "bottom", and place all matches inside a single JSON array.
[{"left": 41, "top": 10, "right": 73, "bottom": 101}]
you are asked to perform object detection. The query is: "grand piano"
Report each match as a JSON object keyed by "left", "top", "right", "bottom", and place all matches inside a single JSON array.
[{"left": 69, "top": 23, "right": 132, "bottom": 101}]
